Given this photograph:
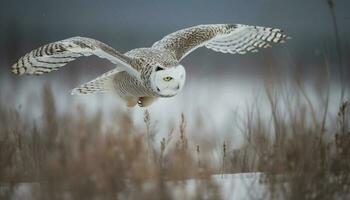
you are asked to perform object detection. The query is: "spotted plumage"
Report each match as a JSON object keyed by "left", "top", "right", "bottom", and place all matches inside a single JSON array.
[{"left": 11, "top": 24, "right": 289, "bottom": 107}]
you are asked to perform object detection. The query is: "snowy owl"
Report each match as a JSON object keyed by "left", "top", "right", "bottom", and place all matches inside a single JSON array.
[{"left": 11, "top": 24, "right": 288, "bottom": 107}]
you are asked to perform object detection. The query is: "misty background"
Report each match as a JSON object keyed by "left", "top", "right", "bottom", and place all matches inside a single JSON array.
[{"left": 0, "top": 0, "right": 349, "bottom": 144}]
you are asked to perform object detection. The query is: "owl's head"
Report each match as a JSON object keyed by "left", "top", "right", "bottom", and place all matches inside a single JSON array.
[{"left": 150, "top": 64, "right": 186, "bottom": 97}]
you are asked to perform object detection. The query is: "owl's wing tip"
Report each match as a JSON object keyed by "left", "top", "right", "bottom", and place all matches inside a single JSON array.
[{"left": 11, "top": 63, "right": 26, "bottom": 75}]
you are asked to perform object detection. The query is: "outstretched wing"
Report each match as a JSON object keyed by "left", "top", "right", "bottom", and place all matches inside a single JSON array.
[
  {"left": 11, "top": 36, "right": 140, "bottom": 79},
  {"left": 70, "top": 68, "right": 121, "bottom": 95},
  {"left": 152, "top": 24, "right": 289, "bottom": 61}
]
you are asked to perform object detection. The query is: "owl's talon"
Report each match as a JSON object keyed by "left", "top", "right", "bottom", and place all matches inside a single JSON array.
[
  {"left": 138, "top": 97, "right": 158, "bottom": 107},
  {"left": 125, "top": 97, "right": 138, "bottom": 107},
  {"left": 137, "top": 100, "right": 143, "bottom": 107}
]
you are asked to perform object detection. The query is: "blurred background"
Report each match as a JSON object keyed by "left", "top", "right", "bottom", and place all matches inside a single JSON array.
[
  {"left": 0, "top": 0, "right": 349, "bottom": 142},
  {"left": 1, "top": 1, "right": 350, "bottom": 199}
]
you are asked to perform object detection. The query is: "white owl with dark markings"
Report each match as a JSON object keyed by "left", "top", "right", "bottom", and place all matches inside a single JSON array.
[{"left": 11, "top": 24, "right": 288, "bottom": 107}]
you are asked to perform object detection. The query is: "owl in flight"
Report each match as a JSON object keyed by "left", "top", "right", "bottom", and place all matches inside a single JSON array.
[{"left": 11, "top": 24, "right": 288, "bottom": 107}]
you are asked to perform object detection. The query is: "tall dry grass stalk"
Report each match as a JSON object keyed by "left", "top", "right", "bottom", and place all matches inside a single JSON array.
[
  {"left": 220, "top": 141, "right": 226, "bottom": 178},
  {"left": 0, "top": 86, "right": 220, "bottom": 200},
  {"left": 143, "top": 109, "right": 154, "bottom": 162},
  {"left": 326, "top": 0, "right": 345, "bottom": 103}
]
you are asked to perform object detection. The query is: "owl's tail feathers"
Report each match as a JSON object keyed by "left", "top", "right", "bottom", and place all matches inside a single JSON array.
[{"left": 70, "top": 68, "right": 121, "bottom": 95}]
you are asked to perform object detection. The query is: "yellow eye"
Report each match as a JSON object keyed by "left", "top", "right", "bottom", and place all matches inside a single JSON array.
[{"left": 163, "top": 76, "right": 173, "bottom": 81}]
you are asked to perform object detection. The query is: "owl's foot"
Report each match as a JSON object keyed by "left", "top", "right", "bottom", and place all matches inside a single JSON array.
[
  {"left": 138, "top": 97, "right": 158, "bottom": 107},
  {"left": 125, "top": 97, "right": 138, "bottom": 107}
]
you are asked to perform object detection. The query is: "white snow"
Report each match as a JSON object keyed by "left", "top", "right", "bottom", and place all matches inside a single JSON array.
[{"left": 6, "top": 173, "right": 268, "bottom": 200}]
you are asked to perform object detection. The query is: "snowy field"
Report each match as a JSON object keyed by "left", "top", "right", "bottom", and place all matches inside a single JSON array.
[
  {"left": 6, "top": 173, "right": 268, "bottom": 200},
  {"left": 0, "top": 72, "right": 343, "bottom": 144}
]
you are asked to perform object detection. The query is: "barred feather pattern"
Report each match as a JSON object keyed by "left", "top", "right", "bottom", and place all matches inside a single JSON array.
[
  {"left": 11, "top": 36, "right": 136, "bottom": 76},
  {"left": 152, "top": 24, "right": 289, "bottom": 61},
  {"left": 205, "top": 24, "right": 288, "bottom": 55},
  {"left": 11, "top": 42, "right": 80, "bottom": 75},
  {"left": 113, "top": 71, "right": 158, "bottom": 98},
  {"left": 70, "top": 68, "right": 121, "bottom": 95},
  {"left": 152, "top": 24, "right": 225, "bottom": 60}
]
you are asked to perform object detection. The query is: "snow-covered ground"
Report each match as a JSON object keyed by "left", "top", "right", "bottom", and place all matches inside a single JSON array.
[
  {"left": 1, "top": 73, "right": 344, "bottom": 151},
  {"left": 171, "top": 173, "right": 268, "bottom": 200},
  {"left": 6, "top": 173, "right": 268, "bottom": 200}
]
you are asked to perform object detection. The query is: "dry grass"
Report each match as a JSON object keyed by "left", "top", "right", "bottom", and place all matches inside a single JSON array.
[
  {"left": 0, "top": 86, "right": 220, "bottom": 200},
  {"left": 0, "top": 64, "right": 349, "bottom": 199},
  {"left": 227, "top": 67, "right": 350, "bottom": 199}
]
